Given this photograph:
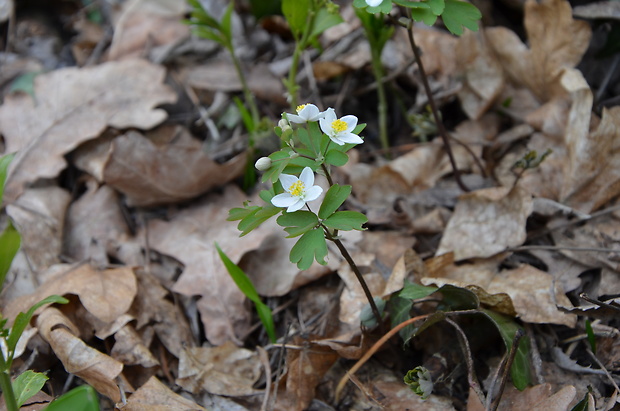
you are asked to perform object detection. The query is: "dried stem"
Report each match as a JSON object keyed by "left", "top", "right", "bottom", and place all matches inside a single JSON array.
[
  {"left": 404, "top": 14, "right": 470, "bottom": 192},
  {"left": 445, "top": 318, "right": 485, "bottom": 404},
  {"left": 488, "top": 329, "right": 524, "bottom": 411}
]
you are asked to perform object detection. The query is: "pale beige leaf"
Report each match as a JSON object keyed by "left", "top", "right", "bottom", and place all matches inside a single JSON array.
[
  {"left": 120, "top": 376, "right": 206, "bottom": 411},
  {"left": 436, "top": 187, "right": 533, "bottom": 260},
  {"left": 0, "top": 59, "right": 176, "bottom": 202},
  {"left": 176, "top": 342, "right": 262, "bottom": 396},
  {"left": 37, "top": 307, "right": 123, "bottom": 402},
  {"left": 112, "top": 324, "right": 159, "bottom": 368}
]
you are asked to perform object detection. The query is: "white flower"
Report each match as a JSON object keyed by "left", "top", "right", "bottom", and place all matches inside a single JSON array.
[
  {"left": 366, "top": 0, "right": 383, "bottom": 6},
  {"left": 271, "top": 167, "right": 323, "bottom": 212},
  {"left": 286, "top": 103, "right": 325, "bottom": 124},
  {"left": 319, "top": 108, "right": 363, "bottom": 146},
  {"left": 255, "top": 157, "right": 272, "bottom": 171}
]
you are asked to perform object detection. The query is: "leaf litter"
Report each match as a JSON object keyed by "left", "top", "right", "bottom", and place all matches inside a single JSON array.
[{"left": 0, "top": 0, "right": 619, "bottom": 409}]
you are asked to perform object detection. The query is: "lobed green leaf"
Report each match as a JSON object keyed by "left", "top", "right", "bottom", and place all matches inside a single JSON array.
[
  {"left": 318, "top": 184, "right": 351, "bottom": 219},
  {"left": 323, "top": 211, "right": 367, "bottom": 231},
  {"left": 277, "top": 211, "right": 319, "bottom": 238},
  {"left": 237, "top": 206, "right": 281, "bottom": 236},
  {"left": 290, "top": 228, "right": 328, "bottom": 270},
  {"left": 325, "top": 149, "right": 349, "bottom": 167},
  {"left": 441, "top": 0, "right": 482, "bottom": 36}
]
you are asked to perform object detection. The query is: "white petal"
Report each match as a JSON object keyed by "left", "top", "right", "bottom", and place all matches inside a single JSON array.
[
  {"left": 299, "top": 167, "right": 315, "bottom": 187},
  {"left": 341, "top": 115, "right": 358, "bottom": 132},
  {"left": 366, "top": 0, "right": 382, "bottom": 6},
  {"left": 287, "top": 199, "right": 306, "bottom": 212},
  {"left": 323, "top": 108, "right": 336, "bottom": 123},
  {"left": 336, "top": 132, "right": 364, "bottom": 145},
  {"left": 299, "top": 104, "right": 319, "bottom": 120},
  {"left": 272, "top": 193, "right": 298, "bottom": 207},
  {"left": 279, "top": 174, "right": 298, "bottom": 192},
  {"left": 286, "top": 113, "right": 306, "bottom": 124},
  {"left": 304, "top": 186, "right": 323, "bottom": 202},
  {"left": 319, "top": 117, "right": 331, "bottom": 136},
  {"left": 329, "top": 135, "right": 346, "bottom": 145}
]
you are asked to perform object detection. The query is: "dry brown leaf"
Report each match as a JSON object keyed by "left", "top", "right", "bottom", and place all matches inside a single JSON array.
[
  {"left": 0, "top": 59, "right": 176, "bottom": 202},
  {"left": 112, "top": 324, "right": 159, "bottom": 368},
  {"left": 145, "top": 185, "right": 276, "bottom": 345},
  {"left": 371, "top": 372, "right": 456, "bottom": 410},
  {"left": 6, "top": 187, "right": 71, "bottom": 273},
  {"left": 108, "top": 0, "right": 189, "bottom": 61},
  {"left": 176, "top": 341, "right": 262, "bottom": 396},
  {"left": 75, "top": 128, "right": 246, "bottom": 207},
  {"left": 120, "top": 376, "right": 206, "bottom": 411},
  {"left": 486, "top": 0, "right": 591, "bottom": 102},
  {"left": 37, "top": 307, "right": 123, "bottom": 402},
  {"left": 63, "top": 180, "right": 129, "bottom": 263},
  {"left": 486, "top": 264, "right": 576, "bottom": 327},
  {"left": 436, "top": 187, "right": 533, "bottom": 260},
  {"left": 4, "top": 264, "right": 137, "bottom": 325},
  {"left": 496, "top": 383, "right": 577, "bottom": 411}
]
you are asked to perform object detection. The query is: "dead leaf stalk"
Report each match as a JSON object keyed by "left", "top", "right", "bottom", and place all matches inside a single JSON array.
[
  {"left": 445, "top": 318, "right": 485, "bottom": 404},
  {"left": 403, "top": 13, "right": 470, "bottom": 192},
  {"left": 487, "top": 328, "right": 524, "bottom": 411}
]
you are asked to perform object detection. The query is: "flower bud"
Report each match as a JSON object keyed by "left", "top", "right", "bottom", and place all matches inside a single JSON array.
[
  {"left": 254, "top": 157, "right": 272, "bottom": 171},
  {"left": 278, "top": 118, "right": 291, "bottom": 132}
]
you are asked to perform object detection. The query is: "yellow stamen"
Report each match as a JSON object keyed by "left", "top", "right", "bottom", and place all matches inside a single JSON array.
[
  {"left": 289, "top": 180, "right": 305, "bottom": 197},
  {"left": 296, "top": 104, "right": 307, "bottom": 114},
  {"left": 331, "top": 119, "right": 347, "bottom": 133}
]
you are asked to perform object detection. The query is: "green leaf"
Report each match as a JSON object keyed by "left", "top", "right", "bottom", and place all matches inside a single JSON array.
[
  {"left": 481, "top": 309, "right": 532, "bottom": 390},
  {"left": 290, "top": 228, "right": 328, "bottom": 270},
  {"left": 437, "top": 284, "right": 479, "bottom": 311},
  {"left": 323, "top": 211, "right": 367, "bottom": 231},
  {"left": 45, "top": 385, "right": 100, "bottom": 411},
  {"left": 388, "top": 295, "right": 416, "bottom": 343},
  {"left": 0, "top": 153, "right": 15, "bottom": 206},
  {"left": 360, "top": 297, "right": 385, "bottom": 328},
  {"left": 585, "top": 319, "right": 596, "bottom": 354},
  {"left": 9, "top": 72, "right": 39, "bottom": 99},
  {"left": 310, "top": 8, "right": 344, "bottom": 38},
  {"left": 282, "top": 0, "right": 310, "bottom": 36},
  {"left": 263, "top": 150, "right": 291, "bottom": 183},
  {"left": 8, "top": 295, "right": 68, "bottom": 357},
  {"left": 276, "top": 211, "right": 319, "bottom": 238},
  {"left": 393, "top": 0, "right": 431, "bottom": 9},
  {"left": 216, "top": 243, "right": 276, "bottom": 342},
  {"left": 319, "top": 184, "right": 351, "bottom": 219},
  {"left": 410, "top": 7, "right": 438, "bottom": 26},
  {"left": 325, "top": 149, "right": 349, "bottom": 167},
  {"left": 0, "top": 221, "right": 20, "bottom": 289},
  {"left": 220, "top": 2, "right": 235, "bottom": 39},
  {"left": 228, "top": 205, "right": 261, "bottom": 221},
  {"left": 193, "top": 27, "right": 225, "bottom": 45},
  {"left": 352, "top": 123, "right": 367, "bottom": 135},
  {"left": 237, "top": 205, "right": 281, "bottom": 236},
  {"left": 425, "top": 0, "right": 445, "bottom": 15},
  {"left": 13, "top": 370, "right": 48, "bottom": 408},
  {"left": 399, "top": 282, "right": 438, "bottom": 300},
  {"left": 441, "top": 0, "right": 482, "bottom": 36}
]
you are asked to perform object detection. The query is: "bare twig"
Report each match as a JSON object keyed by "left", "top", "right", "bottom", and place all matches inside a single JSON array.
[
  {"left": 488, "top": 329, "right": 524, "bottom": 411},
  {"left": 445, "top": 318, "right": 485, "bottom": 404}
]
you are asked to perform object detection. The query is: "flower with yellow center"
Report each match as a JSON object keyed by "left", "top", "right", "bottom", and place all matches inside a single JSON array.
[
  {"left": 319, "top": 108, "right": 363, "bottom": 146},
  {"left": 285, "top": 103, "right": 325, "bottom": 124},
  {"left": 271, "top": 167, "right": 323, "bottom": 212}
]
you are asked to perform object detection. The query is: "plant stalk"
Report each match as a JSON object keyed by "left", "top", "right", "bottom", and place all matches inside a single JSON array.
[
  {"left": 369, "top": 39, "right": 389, "bottom": 152},
  {"left": 0, "top": 368, "right": 17, "bottom": 411},
  {"left": 227, "top": 42, "right": 260, "bottom": 128},
  {"left": 405, "top": 15, "right": 469, "bottom": 192}
]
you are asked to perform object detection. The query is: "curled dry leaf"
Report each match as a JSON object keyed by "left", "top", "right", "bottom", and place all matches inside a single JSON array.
[
  {"left": 37, "top": 307, "right": 123, "bottom": 402},
  {"left": 4, "top": 264, "right": 137, "bottom": 325},
  {"left": 176, "top": 341, "right": 262, "bottom": 396},
  {"left": 74, "top": 128, "right": 246, "bottom": 207},
  {"left": 111, "top": 324, "right": 159, "bottom": 368},
  {"left": 120, "top": 376, "right": 206, "bottom": 411},
  {"left": 0, "top": 58, "right": 176, "bottom": 202},
  {"left": 436, "top": 187, "right": 533, "bottom": 260}
]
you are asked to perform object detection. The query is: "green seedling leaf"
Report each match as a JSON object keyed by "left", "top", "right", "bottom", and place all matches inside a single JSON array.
[
  {"left": 45, "top": 385, "right": 100, "bottom": 411},
  {"left": 585, "top": 319, "right": 596, "bottom": 354},
  {"left": 323, "top": 211, "right": 367, "bottom": 231},
  {"left": 216, "top": 243, "right": 276, "bottom": 343},
  {"left": 187, "top": 0, "right": 222, "bottom": 30},
  {"left": 277, "top": 211, "right": 319, "bottom": 237},
  {"left": 325, "top": 149, "right": 349, "bottom": 167},
  {"left": 404, "top": 366, "right": 433, "bottom": 399},
  {"left": 319, "top": 184, "right": 351, "bottom": 219},
  {"left": 0, "top": 221, "right": 20, "bottom": 289},
  {"left": 220, "top": 3, "right": 235, "bottom": 39},
  {"left": 290, "top": 228, "right": 328, "bottom": 270},
  {"left": 570, "top": 389, "right": 594, "bottom": 411},
  {"left": 8, "top": 295, "right": 68, "bottom": 359},
  {"left": 437, "top": 284, "right": 479, "bottom": 311},
  {"left": 0, "top": 153, "right": 15, "bottom": 206},
  {"left": 441, "top": 0, "right": 482, "bottom": 36},
  {"left": 360, "top": 297, "right": 385, "bottom": 328},
  {"left": 388, "top": 295, "right": 416, "bottom": 343},
  {"left": 282, "top": 0, "right": 310, "bottom": 37},
  {"left": 311, "top": 8, "right": 344, "bottom": 38},
  {"left": 399, "top": 282, "right": 438, "bottom": 300},
  {"left": 481, "top": 309, "right": 532, "bottom": 390},
  {"left": 13, "top": 370, "right": 48, "bottom": 408}
]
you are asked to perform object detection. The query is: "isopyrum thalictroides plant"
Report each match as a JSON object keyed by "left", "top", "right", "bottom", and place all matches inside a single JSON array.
[{"left": 228, "top": 104, "right": 384, "bottom": 325}]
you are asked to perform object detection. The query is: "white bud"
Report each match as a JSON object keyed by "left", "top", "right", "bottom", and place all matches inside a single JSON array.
[
  {"left": 254, "top": 157, "right": 272, "bottom": 171},
  {"left": 278, "top": 118, "right": 291, "bottom": 131}
]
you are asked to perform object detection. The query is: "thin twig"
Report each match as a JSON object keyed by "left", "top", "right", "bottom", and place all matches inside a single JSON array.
[
  {"left": 585, "top": 348, "right": 620, "bottom": 393},
  {"left": 445, "top": 318, "right": 485, "bottom": 404},
  {"left": 507, "top": 245, "right": 620, "bottom": 254},
  {"left": 488, "top": 329, "right": 524, "bottom": 411},
  {"left": 404, "top": 14, "right": 469, "bottom": 192}
]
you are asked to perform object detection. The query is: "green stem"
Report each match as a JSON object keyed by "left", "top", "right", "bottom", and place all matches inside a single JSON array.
[
  {"left": 227, "top": 42, "right": 260, "bottom": 129},
  {"left": 369, "top": 39, "right": 389, "bottom": 152},
  {"left": 0, "top": 368, "right": 19, "bottom": 411}
]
